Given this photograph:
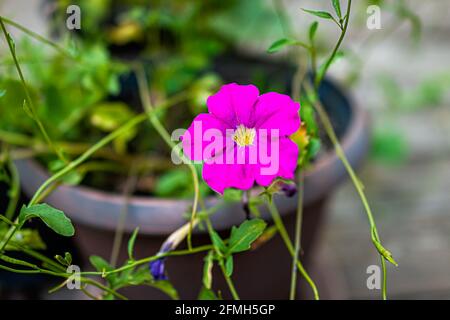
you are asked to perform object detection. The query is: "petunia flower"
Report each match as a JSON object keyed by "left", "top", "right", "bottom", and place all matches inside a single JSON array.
[{"left": 182, "top": 83, "right": 300, "bottom": 194}]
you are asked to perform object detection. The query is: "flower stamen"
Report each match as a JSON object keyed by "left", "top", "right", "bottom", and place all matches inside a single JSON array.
[{"left": 233, "top": 124, "right": 256, "bottom": 147}]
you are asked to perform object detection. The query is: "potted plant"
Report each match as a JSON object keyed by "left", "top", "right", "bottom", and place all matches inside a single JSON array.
[{"left": 0, "top": 0, "right": 395, "bottom": 300}]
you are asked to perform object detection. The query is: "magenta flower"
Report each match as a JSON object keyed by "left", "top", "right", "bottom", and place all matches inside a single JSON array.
[{"left": 182, "top": 83, "right": 300, "bottom": 194}]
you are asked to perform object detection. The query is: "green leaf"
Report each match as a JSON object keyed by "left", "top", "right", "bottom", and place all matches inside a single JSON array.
[
  {"left": 202, "top": 251, "right": 214, "bottom": 289},
  {"left": 307, "top": 137, "right": 321, "bottom": 160},
  {"left": 6, "top": 32, "right": 15, "bottom": 52},
  {"left": 371, "top": 228, "right": 398, "bottom": 267},
  {"left": 89, "top": 255, "right": 113, "bottom": 273},
  {"left": 227, "top": 219, "right": 267, "bottom": 254},
  {"left": 225, "top": 255, "right": 233, "bottom": 277},
  {"left": 302, "top": 8, "right": 334, "bottom": 20},
  {"left": 0, "top": 228, "right": 46, "bottom": 251},
  {"left": 198, "top": 287, "right": 219, "bottom": 300},
  {"left": 127, "top": 227, "right": 139, "bottom": 261},
  {"left": 332, "top": 0, "right": 342, "bottom": 18},
  {"left": 223, "top": 189, "right": 243, "bottom": 202},
  {"left": 19, "top": 204, "right": 75, "bottom": 237},
  {"left": 150, "top": 280, "right": 179, "bottom": 300},
  {"left": 267, "top": 38, "right": 296, "bottom": 53},
  {"left": 0, "top": 89, "right": 6, "bottom": 98},
  {"left": 65, "top": 252, "right": 72, "bottom": 265},
  {"left": 309, "top": 21, "right": 319, "bottom": 42},
  {"left": 211, "top": 231, "right": 227, "bottom": 254},
  {"left": 267, "top": 38, "right": 308, "bottom": 53},
  {"left": 55, "top": 254, "right": 68, "bottom": 266}
]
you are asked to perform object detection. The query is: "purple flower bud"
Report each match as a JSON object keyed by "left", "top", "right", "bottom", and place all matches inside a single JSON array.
[
  {"left": 281, "top": 183, "right": 297, "bottom": 197},
  {"left": 149, "top": 258, "right": 168, "bottom": 281},
  {"left": 149, "top": 241, "right": 172, "bottom": 281}
]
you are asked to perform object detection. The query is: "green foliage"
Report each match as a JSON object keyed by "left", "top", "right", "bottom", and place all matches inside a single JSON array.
[
  {"left": 210, "top": 231, "right": 227, "bottom": 254},
  {"left": 202, "top": 250, "right": 214, "bottom": 289},
  {"left": 89, "top": 255, "right": 179, "bottom": 300},
  {"left": 55, "top": 252, "right": 73, "bottom": 266},
  {"left": 332, "top": 0, "right": 342, "bottom": 19},
  {"left": 309, "top": 22, "right": 319, "bottom": 42},
  {"left": 268, "top": 38, "right": 297, "bottom": 53},
  {"left": 371, "top": 129, "right": 408, "bottom": 165},
  {"left": 198, "top": 286, "right": 219, "bottom": 300},
  {"left": 225, "top": 255, "right": 233, "bottom": 277},
  {"left": 127, "top": 227, "right": 139, "bottom": 261},
  {"left": 227, "top": 219, "right": 267, "bottom": 254},
  {"left": 267, "top": 38, "right": 309, "bottom": 54},
  {"left": 0, "top": 228, "right": 46, "bottom": 251},
  {"left": 19, "top": 204, "right": 75, "bottom": 237},
  {"left": 302, "top": 8, "right": 334, "bottom": 20}
]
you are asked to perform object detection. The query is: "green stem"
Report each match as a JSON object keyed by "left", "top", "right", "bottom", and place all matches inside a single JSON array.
[
  {"left": 314, "top": 0, "right": 352, "bottom": 88},
  {"left": 219, "top": 260, "right": 240, "bottom": 300},
  {"left": 289, "top": 173, "right": 304, "bottom": 300},
  {"left": 266, "top": 199, "right": 319, "bottom": 300},
  {"left": 204, "top": 218, "right": 240, "bottom": 300},
  {"left": 0, "top": 16, "right": 73, "bottom": 58},
  {"left": 0, "top": 18, "right": 67, "bottom": 163},
  {"left": 5, "top": 154, "right": 20, "bottom": 220},
  {"left": 135, "top": 65, "right": 199, "bottom": 251}
]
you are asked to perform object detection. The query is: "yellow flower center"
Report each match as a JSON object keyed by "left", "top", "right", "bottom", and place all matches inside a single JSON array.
[{"left": 233, "top": 124, "right": 256, "bottom": 147}]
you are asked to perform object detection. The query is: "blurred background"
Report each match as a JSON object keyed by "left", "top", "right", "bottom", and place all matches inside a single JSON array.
[{"left": 1, "top": 0, "right": 449, "bottom": 299}]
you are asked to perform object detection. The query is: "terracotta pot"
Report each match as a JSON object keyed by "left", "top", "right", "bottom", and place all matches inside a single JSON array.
[{"left": 15, "top": 75, "right": 370, "bottom": 299}]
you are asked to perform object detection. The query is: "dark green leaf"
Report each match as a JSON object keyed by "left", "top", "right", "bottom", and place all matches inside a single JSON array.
[
  {"left": 332, "top": 0, "right": 342, "bottom": 18},
  {"left": 19, "top": 204, "right": 75, "bottom": 237},
  {"left": 302, "top": 9, "right": 334, "bottom": 20},
  {"left": 227, "top": 219, "right": 267, "bottom": 254},
  {"left": 309, "top": 21, "right": 319, "bottom": 42},
  {"left": 203, "top": 251, "right": 214, "bottom": 289},
  {"left": 127, "top": 227, "right": 139, "bottom": 261},
  {"left": 211, "top": 231, "right": 227, "bottom": 254}
]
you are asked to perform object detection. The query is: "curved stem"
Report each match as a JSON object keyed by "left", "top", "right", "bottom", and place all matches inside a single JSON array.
[
  {"left": 0, "top": 18, "right": 67, "bottom": 163},
  {"left": 314, "top": 0, "right": 352, "bottom": 88},
  {"left": 135, "top": 65, "right": 199, "bottom": 251},
  {"left": 290, "top": 172, "right": 304, "bottom": 300},
  {"left": 219, "top": 261, "right": 240, "bottom": 300},
  {"left": 266, "top": 199, "right": 319, "bottom": 300}
]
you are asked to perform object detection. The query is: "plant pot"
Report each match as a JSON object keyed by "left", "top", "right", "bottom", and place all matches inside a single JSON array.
[{"left": 15, "top": 70, "right": 370, "bottom": 299}]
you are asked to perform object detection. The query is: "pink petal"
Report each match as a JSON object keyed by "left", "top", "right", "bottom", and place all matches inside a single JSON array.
[
  {"left": 254, "top": 137, "right": 299, "bottom": 186},
  {"left": 253, "top": 92, "right": 300, "bottom": 136},
  {"left": 207, "top": 83, "right": 259, "bottom": 128},
  {"left": 182, "top": 113, "right": 227, "bottom": 162}
]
